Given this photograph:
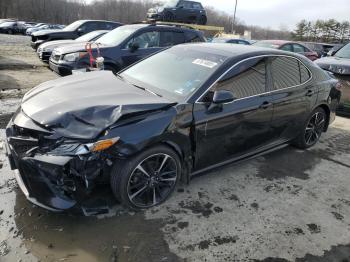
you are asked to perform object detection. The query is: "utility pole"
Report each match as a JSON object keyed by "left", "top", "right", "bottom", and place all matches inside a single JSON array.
[{"left": 232, "top": 0, "right": 238, "bottom": 33}]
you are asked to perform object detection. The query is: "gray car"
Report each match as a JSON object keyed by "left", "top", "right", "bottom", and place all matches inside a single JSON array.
[{"left": 147, "top": 0, "right": 207, "bottom": 25}]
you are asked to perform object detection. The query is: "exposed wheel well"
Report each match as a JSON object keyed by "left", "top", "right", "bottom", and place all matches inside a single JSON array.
[{"left": 316, "top": 104, "right": 330, "bottom": 131}]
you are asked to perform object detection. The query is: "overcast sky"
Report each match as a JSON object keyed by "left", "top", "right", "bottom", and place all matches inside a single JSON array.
[{"left": 160, "top": 0, "right": 349, "bottom": 30}]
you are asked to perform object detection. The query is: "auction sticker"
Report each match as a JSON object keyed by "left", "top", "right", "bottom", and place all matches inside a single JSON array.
[{"left": 192, "top": 59, "right": 218, "bottom": 68}]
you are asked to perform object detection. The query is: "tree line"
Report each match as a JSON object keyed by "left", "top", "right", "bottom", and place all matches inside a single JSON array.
[
  {"left": 293, "top": 19, "right": 350, "bottom": 43},
  {"left": 0, "top": 0, "right": 291, "bottom": 40}
]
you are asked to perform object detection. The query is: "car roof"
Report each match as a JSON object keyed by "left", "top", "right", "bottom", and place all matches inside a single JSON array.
[
  {"left": 76, "top": 20, "right": 121, "bottom": 24},
  {"left": 176, "top": 43, "right": 308, "bottom": 60}
]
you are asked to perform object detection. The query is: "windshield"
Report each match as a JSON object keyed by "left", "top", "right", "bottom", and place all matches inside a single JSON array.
[
  {"left": 335, "top": 43, "right": 350, "bottom": 59},
  {"left": 253, "top": 41, "right": 280, "bottom": 49},
  {"left": 163, "top": 0, "right": 179, "bottom": 7},
  {"left": 63, "top": 21, "right": 83, "bottom": 31},
  {"left": 96, "top": 25, "right": 140, "bottom": 46},
  {"left": 76, "top": 31, "right": 104, "bottom": 42},
  {"left": 120, "top": 46, "right": 228, "bottom": 100}
]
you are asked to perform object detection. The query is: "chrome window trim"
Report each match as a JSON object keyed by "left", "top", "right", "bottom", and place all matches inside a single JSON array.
[{"left": 193, "top": 54, "right": 313, "bottom": 105}]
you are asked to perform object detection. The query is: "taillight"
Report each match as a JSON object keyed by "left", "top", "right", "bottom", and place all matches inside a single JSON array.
[{"left": 336, "top": 82, "right": 342, "bottom": 91}]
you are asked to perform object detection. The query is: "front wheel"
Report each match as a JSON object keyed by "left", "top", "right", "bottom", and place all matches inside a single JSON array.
[
  {"left": 293, "top": 107, "right": 327, "bottom": 149},
  {"left": 198, "top": 16, "right": 207, "bottom": 25},
  {"left": 111, "top": 145, "right": 181, "bottom": 209}
]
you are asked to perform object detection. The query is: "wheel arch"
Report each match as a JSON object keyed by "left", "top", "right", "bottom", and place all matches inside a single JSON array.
[{"left": 313, "top": 103, "right": 331, "bottom": 131}]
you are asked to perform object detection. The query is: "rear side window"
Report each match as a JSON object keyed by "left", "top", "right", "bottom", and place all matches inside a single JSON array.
[
  {"left": 192, "top": 3, "right": 203, "bottom": 9},
  {"left": 280, "top": 44, "right": 292, "bottom": 52},
  {"left": 293, "top": 44, "right": 306, "bottom": 53},
  {"left": 270, "top": 56, "right": 311, "bottom": 90},
  {"left": 215, "top": 57, "right": 266, "bottom": 99},
  {"left": 161, "top": 31, "right": 185, "bottom": 47},
  {"left": 183, "top": 1, "right": 192, "bottom": 8}
]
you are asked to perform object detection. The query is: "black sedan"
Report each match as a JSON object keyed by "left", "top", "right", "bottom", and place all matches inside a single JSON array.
[{"left": 5, "top": 44, "right": 340, "bottom": 212}]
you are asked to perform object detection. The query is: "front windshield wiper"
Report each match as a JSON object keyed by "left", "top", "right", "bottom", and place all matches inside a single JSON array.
[{"left": 116, "top": 74, "right": 163, "bottom": 97}]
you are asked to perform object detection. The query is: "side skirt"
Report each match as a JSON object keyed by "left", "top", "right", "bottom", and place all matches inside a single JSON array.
[{"left": 190, "top": 141, "right": 290, "bottom": 179}]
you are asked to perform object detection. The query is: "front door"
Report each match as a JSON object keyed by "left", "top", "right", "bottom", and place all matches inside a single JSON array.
[{"left": 193, "top": 57, "right": 275, "bottom": 171}]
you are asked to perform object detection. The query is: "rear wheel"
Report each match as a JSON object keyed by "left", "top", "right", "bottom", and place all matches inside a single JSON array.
[
  {"left": 111, "top": 145, "right": 181, "bottom": 209},
  {"left": 7, "top": 29, "right": 13, "bottom": 34},
  {"left": 293, "top": 107, "right": 327, "bottom": 149}
]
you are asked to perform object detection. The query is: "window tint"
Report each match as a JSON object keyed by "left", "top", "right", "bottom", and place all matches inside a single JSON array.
[
  {"left": 161, "top": 31, "right": 185, "bottom": 47},
  {"left": 192, "top": 2, "right": 202, "bottom": 9},
  {"left": 126, "top": 31, "right": 160, "bottom": 49},
  {"left": 183, "top": 1, "right": 192, "bottom": 8},
  {"left": 300, "top": 62, "right": 311, "bottom": 83},
  {"left": 280, "top": 44, "right": 292, "bottom": 52},
  {"left": 80, "top": 22, "right": 99, "bottom": 33},
  {"left": 270, "top": 56, "right": 302, "bottom": 90},
  {"left": 293, "top": 44, "right": 305, "bottom": 53},
  {"left": 215, "top": 58, "right": 266, "bottom": 99}
]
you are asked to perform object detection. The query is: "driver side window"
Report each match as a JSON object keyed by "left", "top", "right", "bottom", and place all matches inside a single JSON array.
[
  {"left": 211, "top": 58, "right": 267, "bottom": 100},
  {"left": 126, "top": 31, "right": 160, "bottom": 49}
]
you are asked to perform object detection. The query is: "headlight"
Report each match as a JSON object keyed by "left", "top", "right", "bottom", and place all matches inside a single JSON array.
[
  {"left": 49, "top": 137, "right": 120, "bottom": 156},
  {"left": 62, "top": 52, "right": 86, "bottom": 62}
]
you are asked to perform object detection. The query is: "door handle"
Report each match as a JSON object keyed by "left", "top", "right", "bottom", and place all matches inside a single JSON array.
[
  {"left": 259, "top": 101, "right": 273, "bottom": 109},
  {"left": 306, "top": 89, "right": 314, "bottom": 97}
]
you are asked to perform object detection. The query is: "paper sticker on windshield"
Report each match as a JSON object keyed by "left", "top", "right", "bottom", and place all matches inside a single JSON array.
[{"left": 192, "top": 59, "right": 218, "bottom": 68}]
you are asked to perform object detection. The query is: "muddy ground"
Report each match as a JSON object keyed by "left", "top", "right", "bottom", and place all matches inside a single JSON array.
[{"left": 1, "top": 34, "right": 350, "bottom": 262}]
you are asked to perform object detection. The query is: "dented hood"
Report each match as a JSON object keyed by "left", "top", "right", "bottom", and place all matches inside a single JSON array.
[{"left": 21, "top": 71, "right": 173, "bottom": 139}]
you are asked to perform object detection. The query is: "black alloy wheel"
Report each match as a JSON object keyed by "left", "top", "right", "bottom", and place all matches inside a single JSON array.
[
  {"left": 111, "top": 145, "right": 180, "bottom": 209},
  {"left": 127, "top": 153, "right": 178, "bottom": 208},
  {"left": 304, "top": 110, "right": 326, "bottom": 146}
]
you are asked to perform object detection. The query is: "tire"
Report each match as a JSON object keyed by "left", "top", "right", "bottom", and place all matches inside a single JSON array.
[
  {"left": 164, "top": 12, "right": 175, "bottom": 22},
  {"left": 8, "top": 29, "right": 13, "bottom": 35},
  {"left": 198, "top": 16, "right": 207, "bottom": 25},
  {"left": 293, "top": 107, "right": 327, "bottom": 149},
  {"left": 111, "top": 145, "right": 181, "bottom": 209}
]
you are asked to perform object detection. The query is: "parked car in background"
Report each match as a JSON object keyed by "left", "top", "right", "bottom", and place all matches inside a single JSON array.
[
  {"left": 27, "top": 24, "right": 64, "bottom": 38},
  {"left": 17, "top": 22, "right": 39, "bottom": 35},
  {"left": 26, "top": 23, "right": 47, "bottom": 35},
  {"left": 37, "top": 30, "right": 109, "bottom": 62},
  {"left": 49, "top": 23, "right": 205, "bottom": 76},
  {"left": 253, "top": 40, "right": 319, "bottom": 61},
  {"left": 315, "top": 43, "right": 350, "bottom": 116},
  {"left": 327, "top": 44, "right": 345, "bottom": 56},
  {"left": 5, "top": 43, "right": 340, "bottom": 211},
  {"left": 0, "top": 21, "right": 20, "bottom": 34},
  {"left": 31, "top": 20, "right": 121, "bottom": 50},
  {"left": 303, "top": 42, "right": 336, "bottom": 57},
  {"left": 212, "top": 37, "right": 251, "bottom": 45},
  {"left": 147, "top": 0, "right": 207, "bottom": 25}
]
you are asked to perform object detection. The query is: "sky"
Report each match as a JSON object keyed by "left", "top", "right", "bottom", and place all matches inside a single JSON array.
[{"left": 194, "top": 0, "right": 350, "bottom": 30}]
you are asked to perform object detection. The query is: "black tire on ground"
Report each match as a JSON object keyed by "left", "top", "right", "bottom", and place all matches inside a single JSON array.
[
  {"left": 293, "top": 107, "right": 327, "bottom": 149},
  {"left": 198, "top": 16, "right": 207, "bottom": 25},
  {"left": 164, "top": 12, "right": 175, "bottom": 22},
  {"left": 111, "top": 145, "right": 181, "bottom": 210},
  {"left": 8, "top": 29, "right": 13, "bottom": 34}
]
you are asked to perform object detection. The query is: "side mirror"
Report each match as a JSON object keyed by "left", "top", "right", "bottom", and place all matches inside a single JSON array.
[
  {"left": 212, "top": 90, "right": 235, "bottom": 104},
  {"left": 129, "top": 42, "right": 140, "bottom": 52},
  {"left": 77, "top": 28, "right": 85, "bottom": 35}
]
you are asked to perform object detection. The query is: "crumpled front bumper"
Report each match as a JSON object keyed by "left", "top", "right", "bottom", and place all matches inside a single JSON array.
[{"left": 5, "top": 114, "right": 79, "bottom": 211}]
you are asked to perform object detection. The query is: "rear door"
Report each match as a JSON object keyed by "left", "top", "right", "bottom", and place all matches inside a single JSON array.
[
  {"left": 268, "top": 56, "right": 315, "bottom": 142},
  {"left": 193, "top": 57, "right": 275, "bottom": 171}
]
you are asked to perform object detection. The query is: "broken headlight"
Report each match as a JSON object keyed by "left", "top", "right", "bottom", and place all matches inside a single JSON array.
[{"left": 50, "top": 137, "right": 120, "bottom": 156}]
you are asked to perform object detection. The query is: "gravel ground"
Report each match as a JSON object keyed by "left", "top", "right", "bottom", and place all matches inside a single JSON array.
[{"left": 0, "top": 34, "right": 350, "bottom": 262}]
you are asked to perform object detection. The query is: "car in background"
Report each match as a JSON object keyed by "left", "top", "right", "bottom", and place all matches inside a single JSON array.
[
  {"left": 147, "top": 0, "right": 207, "bottom": 25},
  {"left": 315, "top": 43, "right": 350, "bottom": 116},
  {"left": 31, "top": 20, "right": 122, "bottom": 50},
  {"left": 303, "top": 42, "right": 337, "bottom": 57},
  {"left": 26, "top": 23, "right": 48, "bottom": 35},
  {"left": 5, "top": 43, "right": 340, "bottom": 211},
  {"left": 37, "top": 30, "right": 109, "bottom": 62},
  {"left": 27, "top": 24, "right": 64, "bottom": 37},
  {"left": 49, "top": 23, "right": 205, "bottom": 76},
  {"left": 327, "top": 44, "right": 345, "bottom": 56},
  {"left": 0, "top": 21, "right": 20, "bottom": 34},
  {"left": 253, "top": 40, "right": 319, "bottom": 61},
  {"left": 17, "top": 22, "right": 39, "bottom": 35},
  {"left": 212, "top": 37, "right": 251, "bottom": 45}
]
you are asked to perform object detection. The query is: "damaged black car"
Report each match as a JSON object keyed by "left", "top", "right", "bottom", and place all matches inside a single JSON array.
[{"left": 5, "top": 43, "right": 340, "bottom": 212}]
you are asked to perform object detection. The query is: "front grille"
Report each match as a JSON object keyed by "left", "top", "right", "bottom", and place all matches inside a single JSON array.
[{"left": 31, "top": 36, "right": 36, "bottom": 42}]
